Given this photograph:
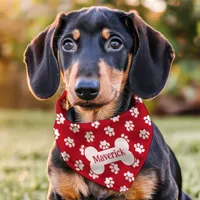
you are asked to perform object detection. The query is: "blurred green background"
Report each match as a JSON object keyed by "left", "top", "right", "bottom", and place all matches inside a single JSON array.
[
  {"left": 0, "top": 0, "right": 200, "bottom": 114},
  {"left": 0, "top": 0, "right": 200, "bottom": 200}
]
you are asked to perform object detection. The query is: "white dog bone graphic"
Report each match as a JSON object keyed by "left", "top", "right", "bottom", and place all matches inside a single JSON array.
[{"left": 85, "top": 138, "right": 134, "bottom": 174}]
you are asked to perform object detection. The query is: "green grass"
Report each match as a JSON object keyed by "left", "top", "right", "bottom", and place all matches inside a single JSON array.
[{"left": 0, "top": 110, "right": 200, "bottom": 200}]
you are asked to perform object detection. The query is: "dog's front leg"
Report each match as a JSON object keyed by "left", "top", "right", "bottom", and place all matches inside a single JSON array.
[
  {"left": 152, "top": 175, "right": 179, "bottom": 200},
  {"left": 47, "top": 185, "right": 64, "bottom": 200},
  {"left": 47, "top": 143, "right": 88, "bottom": 200}
]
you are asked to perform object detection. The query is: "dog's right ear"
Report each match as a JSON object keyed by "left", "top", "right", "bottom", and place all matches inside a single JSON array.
[
  {"left": 24, "top": 13, "right": 67, "bottom": 99},
  {"left": 127, "top": 11, "right": 175, "bottom": 100}
]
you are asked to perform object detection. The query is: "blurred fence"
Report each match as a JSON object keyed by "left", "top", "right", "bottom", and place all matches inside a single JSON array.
[{"left": 0, "top": 0, "right": 199, "bottom": 114}]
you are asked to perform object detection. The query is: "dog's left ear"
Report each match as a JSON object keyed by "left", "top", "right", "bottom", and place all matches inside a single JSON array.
[
  {"left": 127, "top": 11, "right": 175, "bottom": 99},
  {"left": 24, "top": 13, "right": 67, "bottom": 99}
]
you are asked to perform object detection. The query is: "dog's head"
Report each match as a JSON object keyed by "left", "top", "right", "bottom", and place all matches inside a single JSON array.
[{"left": 24, "top": 6, "right": 174, "bottom": 109}]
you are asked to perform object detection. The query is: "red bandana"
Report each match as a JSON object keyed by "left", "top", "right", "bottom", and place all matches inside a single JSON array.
[{"left": 54, "top": 91, "right": 153, "bottom": 192}]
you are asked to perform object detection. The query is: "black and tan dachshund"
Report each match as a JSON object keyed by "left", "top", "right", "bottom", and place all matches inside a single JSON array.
[{"left": 24, "top": 6, "right": 192, "bottom": 200}]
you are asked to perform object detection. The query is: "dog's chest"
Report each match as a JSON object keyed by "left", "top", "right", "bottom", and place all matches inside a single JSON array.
[{"left": 48, "top": 143, "right": 158, "bottom": 200}]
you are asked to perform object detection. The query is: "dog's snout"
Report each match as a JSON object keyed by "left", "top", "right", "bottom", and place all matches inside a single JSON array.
[{"left": 74, "top": 78, "right": 99, "bottom": 100}]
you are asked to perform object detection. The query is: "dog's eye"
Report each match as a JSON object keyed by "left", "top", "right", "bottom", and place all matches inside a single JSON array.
[
  {"left": 106, "top": 37, "right": 123, "bottom": 51},
  {"left": 110, "top": 39, "right": 122, "bottom": 49},
  {"left": 62, "top": 39, "right": 77, "bottom": 52}
]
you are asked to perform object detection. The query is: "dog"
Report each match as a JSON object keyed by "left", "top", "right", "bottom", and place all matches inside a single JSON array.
[{"left": 24, "top": 6, "right": 192, "bottom": 200}]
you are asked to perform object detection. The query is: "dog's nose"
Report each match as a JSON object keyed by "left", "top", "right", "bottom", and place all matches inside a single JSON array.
[{"left": 74, "top": 78, "right": 99, "bottom": 100}]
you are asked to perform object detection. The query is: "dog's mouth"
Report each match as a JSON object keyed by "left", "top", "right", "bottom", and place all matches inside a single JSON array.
[
  {"left": 69, "top": 93, "right": 109, "bottom": 109},
  {"left": 76, "top": 102, "right": 106, "bottom": 109},
  {"left": 73, "top": 91, "right": 119, "bottom": 109}
]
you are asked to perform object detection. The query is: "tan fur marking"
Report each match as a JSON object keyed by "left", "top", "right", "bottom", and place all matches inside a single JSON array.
[
  {"left": 75, "top": 59, "right": 124, "bottom": 123},
  {"left": 75, "top": 100, "right": 117, "bottom": 123},
  {"left": 47, "top": 184, "right": 53, "bottom": 200},
  {"left": 47, "top": 143, "right": 88, "bottom": 199},
  {"left": 63, "top": 56, "right": 133, "bottom": 123},
  {"left": 64, "top": 62, "right": 79, "bottom": 106},
  {"left": 72, "top": 29, "right": 80, "bottom": 40},
  {"left": 102, "top": 28, "right": 110, "bottom": 40},
  {"left": 124, "top": 171, "right": 157, "bottom": 200},
  {"left": 120, "top": 54, "right": 133, "bottom": 92}
]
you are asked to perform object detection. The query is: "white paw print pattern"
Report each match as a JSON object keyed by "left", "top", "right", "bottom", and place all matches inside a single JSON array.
[
  {"left": 125, "top": 121, "right": 134, "bottom": 131},
  {"left": 133, "top": 158, "right": 140, "bottom": 168},
  {"left": 144, "top": 115, "right": 151, "bottom": 126},
  {"left": 74, "top": 160, "right": 84, "bottom": 171},
  {"left": 91, "top": 121, "right": 100, "bottom": 129},
  {"left": 104, "top": 126, "right": 115, "bottom": 137},
  {"left": 89, "top": 170, "right": 99, "bottom": 180},
  {"left": 130, "top": 107, "right": 139, "bottom": 118},
  {"left": 109, "top": 163, "right": 120, "bottom": 174},
  {"left": 104, "top": 177, "right": 114, "bottom": 188},
  {"left": 121, "top": 134, "right": 130, "bottom": 142},
  {"left": 134, "top": 96, "right": 142, "bottom": 103},
  {"left": 69, "top": 123, "right": 80, "bottom": 133},
  {"left": 64, "top": 137, "right": 75, "bottom": 148},
  {"left": 99, "top": 140, "right": 110, "bottom": 150},
  {"left": 110, "top": 115, "right": 120, "bottom": 122},
  {"left": 53, "top": 128, "right": 60, "bottom": 140},
  {"left": 56, "top": 113, "right": 65, "bottom": 124},
  {"left": 61, "top": 151, "right": 70, "bottom": 162},
  {"left": 61, "top": 99, "right": 66, "bottom": 109},
  {"left": 134, "top": 143, "right": 145, "bottom": 154},
  {"left": 124, "top": 171, "right": 135, "bottom": 182},
  {"left": 139, "top": 129, "right": 150, "bottom": 139},
  {"left": 85, "top": 131, "right": 95, "bottom": 142},
  {"left": 120, "top": 186, "right": 128, "bottom": 192},
  {"left": 79, "top": 145, "right": 85, "bottom": 155}
]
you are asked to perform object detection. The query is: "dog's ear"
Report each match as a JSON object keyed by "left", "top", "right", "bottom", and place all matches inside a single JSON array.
[
  {"left": 24, "top": 13, "right": 67, "bottom": 99},
  {"left": 127, "top": 11, "right": 175, "bottom": 99}
]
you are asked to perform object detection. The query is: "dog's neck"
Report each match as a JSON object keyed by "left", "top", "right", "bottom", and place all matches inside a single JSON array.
[{"left": 67, "top": 88, "right": 133, "bottom": 123}]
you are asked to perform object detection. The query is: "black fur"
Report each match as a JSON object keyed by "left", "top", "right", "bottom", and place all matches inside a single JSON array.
[
  {"left": 24, "top": 13, "right": 67, "bottom": 99},
  {"left": 127, "top": 12, "right": 175, "bottom": 99}
]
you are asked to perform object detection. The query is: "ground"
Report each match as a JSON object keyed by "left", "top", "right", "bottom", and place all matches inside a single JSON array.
[{"left": 0, "top": 110, "right": 200, "bottom": 200}]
